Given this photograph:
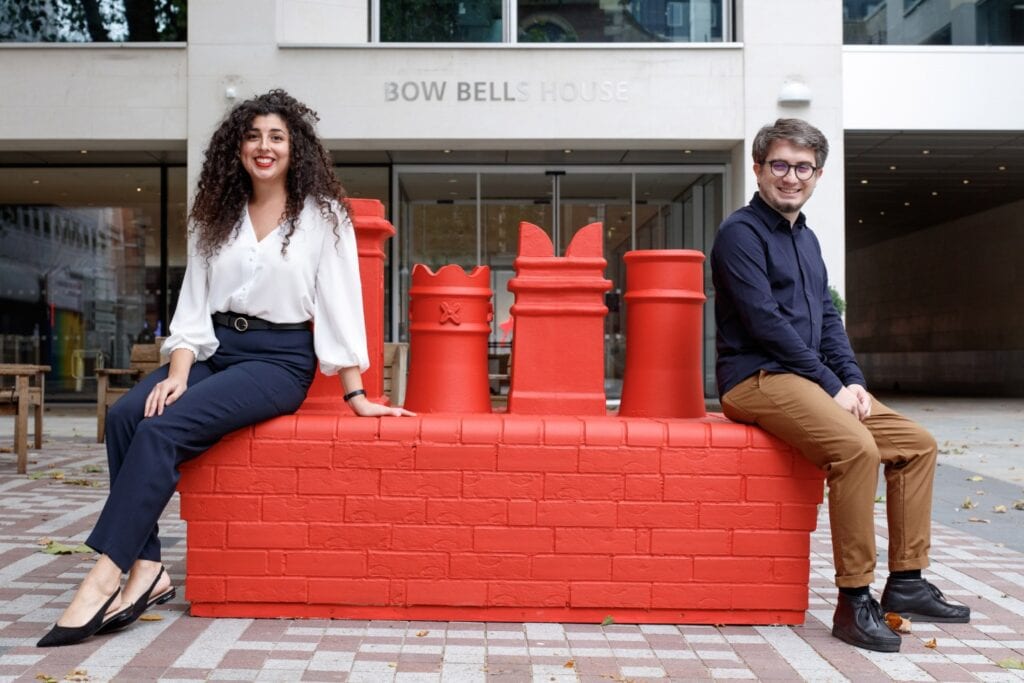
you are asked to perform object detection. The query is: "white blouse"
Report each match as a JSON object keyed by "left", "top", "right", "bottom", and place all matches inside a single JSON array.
[{"left": 161, "top": 196, "right": 369, "bottom": 375}]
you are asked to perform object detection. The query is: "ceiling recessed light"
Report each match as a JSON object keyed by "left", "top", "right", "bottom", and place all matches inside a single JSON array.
[
  {"left": 80, "top": 150, "right": 88, "bottom": 155},
  {"left": 904, "top": 201, "right": 911, "bottom": 206},
  {"left": 136, "top": 187, "right": 142, "bottom": 192},
  {"left": 889, "top": 165, "right": 897, "bottom": 170},
  {"left": 32, "top": 179, "right": 40, "bottom": 184},
  {"left": 563, "top": 149, "right": 572, "bottom": 154},
  {"left": 860, "top": 179, "right": 869, "bottom": 184},
  {"left": 879, "top": 211, "right": 885, "bottom": 215},
  {"left": 931, "top": 191, "right": 939, "bottom": 196},
  {"left": 998, "top": 165, "right": 1006, "bottom": 171},
  {"left": 683, "top": 149, "right": 692, "bottom": 155},
  {"left": 857, "top": 219, "right": 863, "bottom": 224},
  {"left": 442, "top": 149, "right": 451, "bottom": 154},
  {"left": 962, "top": 179, "right": 970, "bottom": 184},
  {"left": 922, "top": 149, "right": 930, "bottom": 155}
]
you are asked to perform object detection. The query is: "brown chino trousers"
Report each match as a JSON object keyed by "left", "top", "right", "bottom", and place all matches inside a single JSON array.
[{"left": 722, "top": 371, "right": 937, "bottom": 588}]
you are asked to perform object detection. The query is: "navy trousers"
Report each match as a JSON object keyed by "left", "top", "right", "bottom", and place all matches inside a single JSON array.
[{"left": 87, "top": 325, "right": 316, "bottom": 572}]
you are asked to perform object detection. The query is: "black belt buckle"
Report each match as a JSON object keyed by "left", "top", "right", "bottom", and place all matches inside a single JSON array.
[{"left": 233, "top": 316, "right": 249, "bottom": 332}]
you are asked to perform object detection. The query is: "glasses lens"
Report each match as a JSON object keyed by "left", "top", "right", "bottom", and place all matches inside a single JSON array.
[
  {"left": 795, "top": 164, "right": 814, "bottom": 180},
  {"left": 770, "top": 161, "right": 790, "bottom": 177}
]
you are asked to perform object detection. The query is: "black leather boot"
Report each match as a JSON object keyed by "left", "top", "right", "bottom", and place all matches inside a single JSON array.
[
  {"left": 881, "top": 576, "right": 971, "bottom": 623},
  {"left": 832, "top": 592, "right": 902, "bottom": 653}
]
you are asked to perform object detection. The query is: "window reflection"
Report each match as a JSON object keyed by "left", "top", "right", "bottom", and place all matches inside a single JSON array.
[
  {"left": 844, "top": 0, "right": 1024, "bottom": 45},
  {"left": 0, "top": 0, "right": 187, "bottom": 42},
  {"left": 381, "top": 0, "right": 502, "bottom": 42},
  {"left": 518, "top": 0, "right": 722, "bottom": 42}
]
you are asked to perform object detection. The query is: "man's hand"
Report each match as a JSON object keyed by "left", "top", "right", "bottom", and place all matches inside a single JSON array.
[
  {"left": 847, "top": 383, "right": 872, "bottom": 421},
  {"left": 833, "top": 384, "right": 871, "bottom": 422}
]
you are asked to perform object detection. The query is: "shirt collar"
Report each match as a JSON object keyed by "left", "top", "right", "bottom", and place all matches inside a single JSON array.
[{"left": 750, "top": 192, "right": 808, "bottom": 233}]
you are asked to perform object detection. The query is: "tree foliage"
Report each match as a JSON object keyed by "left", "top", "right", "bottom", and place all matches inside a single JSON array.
[{"left": 0, "top": 0, "right": 187, "bottom": 42}]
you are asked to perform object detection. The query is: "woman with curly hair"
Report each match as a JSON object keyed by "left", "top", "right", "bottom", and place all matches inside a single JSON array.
[{"left": 38, "top": 90, "right": 412, "bottom": 648}]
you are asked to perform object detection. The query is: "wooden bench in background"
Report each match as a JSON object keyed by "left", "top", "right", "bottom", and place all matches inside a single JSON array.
[
  {"left": 0, "top": 363, "right": 50, "bottom": 474},
  {"left": 96, "top": 340, "right": 167, "bottom": 443}
]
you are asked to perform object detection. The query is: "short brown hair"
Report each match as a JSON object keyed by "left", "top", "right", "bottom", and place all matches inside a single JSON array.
[{"left": 752, "top": 118, "right": 829, "bottom": 168}]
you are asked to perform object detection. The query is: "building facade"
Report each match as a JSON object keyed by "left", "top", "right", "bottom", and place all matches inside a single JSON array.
[{"left": 1, "top": 0, "right": 1022, "bottom": 399}]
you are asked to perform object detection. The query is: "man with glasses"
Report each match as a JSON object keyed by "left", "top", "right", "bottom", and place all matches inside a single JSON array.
[{"left": 710, "top": 118, "right": 970, "bottom": 653}]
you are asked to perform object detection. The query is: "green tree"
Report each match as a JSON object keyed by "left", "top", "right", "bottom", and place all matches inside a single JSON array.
[{"left": 0, "top": 0, "right": 187, "bottom": 42}]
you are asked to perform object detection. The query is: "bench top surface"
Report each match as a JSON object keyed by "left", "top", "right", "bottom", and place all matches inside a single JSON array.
[{"left": 0, "top": 364, "right": 50, "bottom": 376}]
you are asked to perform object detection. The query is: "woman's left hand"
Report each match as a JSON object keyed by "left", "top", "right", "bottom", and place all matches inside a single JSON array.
[{"left": 349, "top": 394, "right": 416, "bottom": 417}]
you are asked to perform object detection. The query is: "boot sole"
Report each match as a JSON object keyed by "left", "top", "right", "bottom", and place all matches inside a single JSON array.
[
  {"left": 885, "top": 610, "right": 969, "bottom": 624},
  {"left": 831, "top": 626, "right": 901, "bottom": 653}
]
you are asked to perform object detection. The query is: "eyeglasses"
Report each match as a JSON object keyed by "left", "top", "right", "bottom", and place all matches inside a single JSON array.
[{"left": 765, "top": 160, "right": 818, "bottom": 181}]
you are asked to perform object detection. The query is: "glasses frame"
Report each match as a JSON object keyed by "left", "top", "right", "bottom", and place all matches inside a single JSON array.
[{"left": 765, "top": 159, "right": 818, "bottom": 181}]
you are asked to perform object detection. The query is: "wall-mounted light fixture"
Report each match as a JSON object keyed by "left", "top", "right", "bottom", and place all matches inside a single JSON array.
[{"left": 778, "top": 80, "right": 812, "bottom": 106}]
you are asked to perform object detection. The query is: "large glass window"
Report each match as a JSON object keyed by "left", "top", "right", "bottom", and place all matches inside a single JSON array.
[
  {"left": 377, "top": 0, "right": 725, "bottom": 42},
  {"left": 844, "top": 0, "right": 1024, "bottom": 45},
  {"left": 0, "top": 166, "right": 185, "bottom": 399},
  {"left": 0, "top": 1, "right": 186, "bottom": 42},
  {"left": 392, "top": 165, "right": 724, "bottom": 398}
]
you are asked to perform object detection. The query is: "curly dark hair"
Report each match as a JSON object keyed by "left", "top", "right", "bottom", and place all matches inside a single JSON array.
[{"left": 189, "top": 89, "right": 348, "bottom": 257}]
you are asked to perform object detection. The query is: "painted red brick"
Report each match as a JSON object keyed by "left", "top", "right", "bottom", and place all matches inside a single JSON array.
[
  {"left": 464, "top": 472, "right": 543, "bottom": 499},
  {"left": 698, "top": 503, "right": 779, "bottom": 529},
  {"left": 623, "top": 475, "right": 662, "bottom": 500},
  {"left": 664, "top": 475, "right": 742, "bottom": 502},
  {"left": 335, "top": 416, "right": 380, "bottom": 441},
  {"left": 418, "top": 415, "right": 461, "bottom": 442},
  {"left": 618, "top": 502, "right": 698, "bottom": 528},
  {"left": 475, "top": 527, "right": 553, "bottom": 553},
  {"left": 488, "top": 581, "right": 568, "bottom": 607},
  {"left": 427, "top": 498, "right": 506, "bottom": 525},
  {"left": 625, "top": 420, "right": 666, "bottom": 447},
  {"left": 199, "top": 436, "right": 252, "bottom": 466},
  {"left": 228, "top": 522, "right": 307, "bottom": 549},
  {"left": 507, "top": 500, "right": 536, "bottom": 526},
  {"left": 571, "top": 582, "right": 651, "bottom": 608},
  {"left": 180, "top": 494, "right": 260, "bottom": 522},
  {"left": 308, "top": 523, "right": 391, "bottom": 550},
  {"left": 263, "top": 495, "right": 343, "bottom": 522},
  {"left": 381, "top": 470, "right": 461, "bottom": 497},
  {"left": 293, "top": 414, "right": 338, "bottom": 440},
  {"left": 367, "top": 551, "right": 448, "bottom": 578},
  {"left": 543, "top": 473, "right": 624, "bottom": 500},
  {"left": 344, "top": 496, "right": 425, "bottom": 523},
  {"left": 215, "top": 467, "right": 297, "bottom": 494},
  {"left": 651, "top": 583, "right": 732, "bottom": 609},
  {"left": 450, "top": 553, "right": 531, "bottom": 579},
  {"left": 581, "top": 417, "right": 625, "bottom": 445},
  {"left": 500, "top": 417, "right": 544, "bottom": 445},
  {"left": 733, "top": 530, "right": 810, "bottom": 557},
  {"left": 542, "top": 417, "right": 584, "bottom": 445},
  {"left": 738, "top": 449, "right": 794, "bottom": 476},
  {"left": 694, "top": 558, "right": 773, "bottom": 582},
  {"left": 612, "top": 556, "right": 693, "bottom": 582},
  {"left": 531, "top": 554, "right": 612, "bottom": 581},
  {"left": 284, "top": 551, "right": 367, "bottom": 577},
  {"left": 184, "top": 576, "right": 226, "bottom": 603},
  {"left": 664, "top": 421, "right": 709, "bottom": 448},
  {"left": 299, "top": 466, "right": 382, "bottom": 493},
  {"left": 187, "top": 521, "right": 226, "bottom": 548},
  {"left": 555, "top": 528, "right": 636, "bottom": 554},
  {"left": 308, "top": 578, "right": 390, "bottom": 605},
  {"left": 416, "top": 443, "right": 497, "bottom": 470},
  {"left": 773, "top": 557, "right": 811, "bottom": 583},
  {"left": 254, "top": 416, "right": 296, "bottom": 439},
  {"left": 228, "top": 577, "right": 306, "bottom": 603},
  {"left": 781, "top": 504, "right": 821, "bottom": 531},
  {"left": 661, "top": 448, "right": 741, "bottom": 474},
  {"left": 497, "top": 444, "right": 577, "bottom": 472},
  {"left": 650, "top": 529, "right": 731, "bottom": 555},
  {"left": 178, "top": 464, "right": 215, "bottom": 493},
  {"left": 746, "top": 476, "right": 824, "bottom": 504},
  {"left": 252, "top": 440, "right": 332, "bottom": 468},
  {"left": 391, "top": 525, "right": 474, "bottom": 551},
  {"left": 460, "top": 415, "right": 503, "bottom": 444},
  {"left": 334, "top": 442, "right": 414, "bottom": 469},
  {"left": 189, "top": 549, "right": 269, "bottom": 576},
  {"left": 579, "top": 446, "right": 659, "bottom": 474},
  {"left": 709, "top": 421, "right": 750, "bottom": 448},
  {"left": 537, "top": 501, "right": 616, "bottom": 527},
  {"left": 407, "top": 580, "right": 488, "bottom": 606},
  {"left": 377, "top": 416, "right": 421, "bottom": 442}
]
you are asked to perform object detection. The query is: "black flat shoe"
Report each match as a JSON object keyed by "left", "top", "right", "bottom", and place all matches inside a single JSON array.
[
  {"left": 831, "top": 592, "right": 901, "bottom": 653},
  {"left": 881, "top": 576, "right": 971, "bottom": 623},
  {"left": 37, "top": 588, "right": 122, "bottom": 648},
  {"left": 97, "top": 566, "right": 175, "bottom": 635}
]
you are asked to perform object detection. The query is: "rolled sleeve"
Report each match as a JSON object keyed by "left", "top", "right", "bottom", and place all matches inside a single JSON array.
[{"left": 313, "top": 209, "right": 369, "bottom": 375}]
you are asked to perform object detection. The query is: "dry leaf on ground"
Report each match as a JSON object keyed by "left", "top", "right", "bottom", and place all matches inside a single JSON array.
[
  {"left": 63, "top": 670, "right": 89, "bottom": 682},
  {"left": 961, "top": 497, "right": 977, "bottom": 510},
  {"left": 967, "top": 517, "right": 991, "bottom": 524},
  {"left": 41, "top": 541, "right": 93, "bottom": 555},
  {"left": 994, "top": 505, "right": 1008, "bottom": 513},
  {"left": 1013, "top": 500, "right": 1024, "bottom": 510},
  {"left": 600, "top": 616, "right": 615, "bottom": 626},
  {"left": 884, "top": 612, "right": 912, "bottom": 633},
  {"left": 416, "top": 630, "right": 429, "bottom": 637},
  {"left": 564, "top": 660, "right": 575, "bottom": 669},
  {"left": 997, "top": 658, "right": 1024, "bottom": 670},
  {"left": 139, "top": 613, "right": 163, "bottom": 622},
  {"left": 924, "top": 638, "right": 937, "bottom": 649},
  {"left": 967, "top": 475, "right": 984, "bottom": 482},
  {"left": 35, "top": 675, "right": 58, "bottom": 683}
]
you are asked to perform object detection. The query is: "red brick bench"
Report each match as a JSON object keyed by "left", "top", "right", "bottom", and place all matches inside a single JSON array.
[{"left": 177, "top": 412, "right": 824, "bottom": 625}]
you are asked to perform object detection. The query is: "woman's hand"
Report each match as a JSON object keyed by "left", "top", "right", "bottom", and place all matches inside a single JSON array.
[
  {"left": 348, "top": 394, "right": 416, "bottom": 417},
  {"left": 144, "top": 374, "right": 188, "bottom": 417}
]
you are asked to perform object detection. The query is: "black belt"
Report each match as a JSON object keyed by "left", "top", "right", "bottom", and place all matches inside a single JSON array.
[{"left": 212, "top": 312, "right": 310, "bottom": 333}]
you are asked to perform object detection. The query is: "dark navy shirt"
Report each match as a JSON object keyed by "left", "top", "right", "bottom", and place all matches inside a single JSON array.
[{"left": 710, "top": 192, "right": 864, "bottom": 397}]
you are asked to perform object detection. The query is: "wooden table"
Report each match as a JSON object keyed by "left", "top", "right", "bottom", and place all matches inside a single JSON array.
[{"left": 0, "top": 364, "right": 50, "bottom": 474}]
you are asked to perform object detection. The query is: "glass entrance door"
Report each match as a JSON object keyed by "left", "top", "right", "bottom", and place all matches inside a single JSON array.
[{"left": 392, "top": 165, "right": 724, "bottom": 399}]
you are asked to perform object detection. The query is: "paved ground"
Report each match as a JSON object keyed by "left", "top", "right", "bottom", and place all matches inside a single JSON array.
[{"left": 0, "top": 397, "right": 1021, "bottom": 682}]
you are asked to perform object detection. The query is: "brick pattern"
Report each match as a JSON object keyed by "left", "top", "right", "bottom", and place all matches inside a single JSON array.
[{"left": 177, "top": 412, "right": 825, "bottom": 624}]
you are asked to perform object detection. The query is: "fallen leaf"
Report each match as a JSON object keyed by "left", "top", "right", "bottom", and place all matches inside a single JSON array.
[
  {"left": 81, "top": 464, "right": 103, "bottom": 473},
  {"left": 35, "top": 675, "right": 58, "bottom": 683},
  {"left": 387, "top": 663, "right": 396, "bottom": 669},
  {"left": 874, "top": 495, "right": 886, "bottom": 503},
  {"left": 1013, "top": 500, "right": 1024, "bottom": 511},
  {"left": 994, "top": 505, "right": 1008, "bottom": 513},
  {"left": 138, "top": 613, "right": 163, "bottom": 621},
  {"left": 924, "top": 638, "right": 937, "bottom": 649},
  {"left": 961, "top": 497, "right": 976, "bottom": 510},
  {"left": 63, "top": 669, "right": 89, "bottom": 682},
  {"left": 36, "top": 537, "right": 52, "bottom": 546},
  {"left": 63, "top": 479, "right": 100, "bottom": 488},
  {"left": 563, "top": 660, "right": 576, "bottom": 669},
  {"left": 967, "top": 517, "right": 990, "bottom": 524},
  {"left": 51, "top": 471, "right": 65, "bottom": 480},
  {"left": 997, "top": 658, "right": 1024, "bottom": 670},
  {"left": 41, "top": 541, "right": 92, "bottom": 555},
  {"left": 600, "top": 615, "right": 615, "bottom": 626},
  {"left": 416, "top": 630, "right": 429, "bottom": 637},
  {"left": 884, "top": 612, "right": 912, "bottom": 633},
  {"left": 967, "top": 475, "right": 984, "bottom": 482}
]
